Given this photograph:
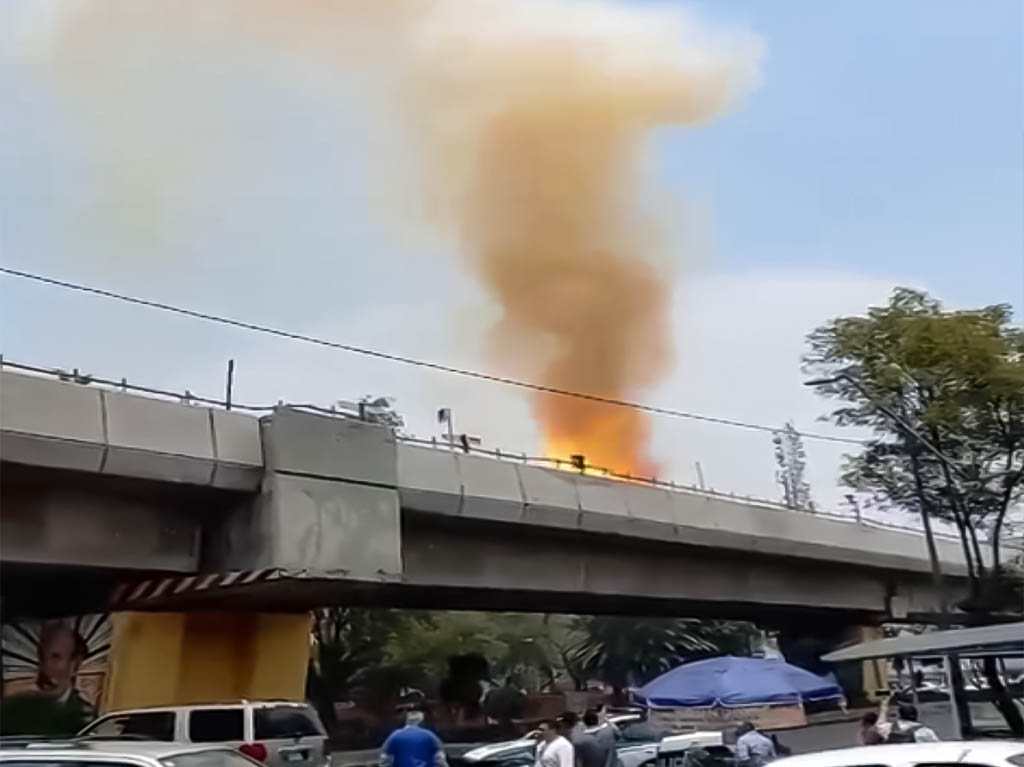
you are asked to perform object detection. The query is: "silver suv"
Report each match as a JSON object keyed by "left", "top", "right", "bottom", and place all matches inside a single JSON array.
[
  {"left": 0, "top": 741, "right": 263, "bottom": 767},
  {"left": 77, "top": 702, "right": 327, "bottom": 767}
]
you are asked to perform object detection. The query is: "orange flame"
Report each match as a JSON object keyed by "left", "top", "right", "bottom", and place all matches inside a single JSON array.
[{"left": 540, "top": 396, "right": 658, "bottom": 478}]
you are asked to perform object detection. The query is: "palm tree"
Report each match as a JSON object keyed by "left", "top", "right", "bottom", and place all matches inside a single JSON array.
[{"left": 574, "top": 617, "right": 755, "bottom": 700}]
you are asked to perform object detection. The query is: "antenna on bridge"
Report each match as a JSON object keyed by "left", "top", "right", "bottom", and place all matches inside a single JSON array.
[
  {"left": 225, "top": 359, "right": 235, "bottom": 410},
  {"left": 437, "top": 408, "right": 454, "bottom": 448}
]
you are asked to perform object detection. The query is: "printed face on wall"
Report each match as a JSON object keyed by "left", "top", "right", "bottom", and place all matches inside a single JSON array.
[
  {"left": 1, "top": 615, "right": 110, "bottom": 736},
  {"left": 36, "top": 623, "right": 88, "bottom": 697}
]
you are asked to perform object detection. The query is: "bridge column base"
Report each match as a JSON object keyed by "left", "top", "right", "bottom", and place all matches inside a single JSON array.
[
  {"left": 104, "top": 612, "right": 310, "bottom": 711},
  {"left": 843, "top": 625, "right": 888, "bottom": 702},
  {"left": 779, "top": 624, "right": 886, "bottom": 706}
]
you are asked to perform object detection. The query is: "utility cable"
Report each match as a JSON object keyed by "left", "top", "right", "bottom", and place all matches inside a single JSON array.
[{"left": 0, "top": 265, "right": 867, "bottom": 445}]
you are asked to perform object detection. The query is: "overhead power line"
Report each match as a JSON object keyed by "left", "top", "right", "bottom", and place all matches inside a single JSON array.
[{"left": 0, "top": 265, "right": 866, "bottom": 446}]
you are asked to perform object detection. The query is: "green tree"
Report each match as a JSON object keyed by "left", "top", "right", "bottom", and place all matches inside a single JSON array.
[
  {"left": 539, "top": 614, "right": 591, "bottom": 691},
  {"left": 574, "top": 616, "right": 756, "bottom": 699},
  {"left": 383, "top": 611, "right": 506, "bottom": 681},
  {"left": 804, "top": 288, "right": 1024, "bottom": 735},
  {"left": 308, "top": 608, "right": 413, "bottom": 725}
]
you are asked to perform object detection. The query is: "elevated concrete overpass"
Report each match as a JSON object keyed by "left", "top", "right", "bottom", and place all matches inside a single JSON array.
[{"left": 1, "top": 366, "right": 971, "bottom": 624}]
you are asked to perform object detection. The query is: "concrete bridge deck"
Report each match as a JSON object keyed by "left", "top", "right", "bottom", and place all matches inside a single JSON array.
[{"left": 0, "top": 366, "right": 972, "bottom": 622}]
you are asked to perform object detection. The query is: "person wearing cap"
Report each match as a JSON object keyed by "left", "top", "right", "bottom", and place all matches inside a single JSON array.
[{"left": 380, "top": 708, "right": 447, "bottom": 767}]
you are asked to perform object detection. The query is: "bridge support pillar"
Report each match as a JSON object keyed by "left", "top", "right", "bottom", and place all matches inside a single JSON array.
[
  {"left": 845, "top": 625, "right": 888, "bottom": 702},
  {"left": 104, "top": 612, "right": 310, "bottom": 711},
  {"left": 779, "top": 624, "right": 886, "bottom": 706}
]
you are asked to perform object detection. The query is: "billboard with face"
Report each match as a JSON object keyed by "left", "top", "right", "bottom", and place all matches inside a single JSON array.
[{"left": 1, "top": 614, "right": 111, "bottom": 736}]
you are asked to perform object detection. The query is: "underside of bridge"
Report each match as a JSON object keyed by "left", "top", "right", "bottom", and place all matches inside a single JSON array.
[
  {"left": 1, "top": 460, "right": 949, "bottom": 627},
  {"left": 66, "top": 509, "right": 938, "bottom": 631}
]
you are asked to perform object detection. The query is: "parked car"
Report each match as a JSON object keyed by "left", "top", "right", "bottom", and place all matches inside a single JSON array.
[
  {"left": 458, "top": 737, "right": 537, "bottom": 767},
  {"left": 459, "top": 718, "right": 724, "bottom": 767},
  {"left": 460, "top": 714, "right": 646, "bottom": 767},
  {"left": 772, "top": 742, "right": 1024, "bottom": 767},
  {"left": 0, "top": 740, "right": 264, "bottom": 767},
  {"left": 77, "top": 702, "right": 327, "bottom": 767},
  {"left": 646, "top": 730, "right": 730, "bottom": 767}
]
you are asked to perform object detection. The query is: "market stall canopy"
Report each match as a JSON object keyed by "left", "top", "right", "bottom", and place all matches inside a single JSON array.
[
  {"left": 822, "top": 622, "right": 1024, "bottom": 663},
  {"left": 637, "top": 656, "right": 844, "bottom": 708}
]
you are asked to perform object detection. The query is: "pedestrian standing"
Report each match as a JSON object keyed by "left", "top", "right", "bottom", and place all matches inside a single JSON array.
[
  {"left": 583, "top": 710, "right": 617, "bottom": 767},
  {"left": 735, "top": 722, "right": 776, "bottom": 767},
  {"left": 882, "top": 705, "right": 940, "bottom": 743},
  {"left": 858, "top": 712, "right": 885, "bottom": 745},
  {"left": 559, "top": 711, "right": 587, "bottom": 743},
  {"left": 380, "top": 708, "right": 447, "bottom": 767},
  {"left": 570, "top": 712, "right": 608, "bottom": 767},
  {"left": 597, "top": 707, "right": 621, "bottom": 741},
  {"left": 536, "top": 720, "right": 574, "bottom": 767}
]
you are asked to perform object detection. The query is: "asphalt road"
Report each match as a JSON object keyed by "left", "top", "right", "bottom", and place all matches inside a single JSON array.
[
  {"left": 770, "top": 701, "right": 1012, "bottom": 755},
  {"left": 331, "top": 702, "right": 1017, "bottom": 766}
]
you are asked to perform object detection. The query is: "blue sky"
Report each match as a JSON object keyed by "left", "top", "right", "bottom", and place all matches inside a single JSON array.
[
  {"left": 663, "top": 0, "right": 1023, "bottom": 307},
  {"left": 1, "top": 0, "right": 1021, "bottom": 509}
]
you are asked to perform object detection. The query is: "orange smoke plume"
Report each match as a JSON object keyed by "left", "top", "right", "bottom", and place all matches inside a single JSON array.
[{"left": 35, "top": 0, "right": 759, "bottom": 475}]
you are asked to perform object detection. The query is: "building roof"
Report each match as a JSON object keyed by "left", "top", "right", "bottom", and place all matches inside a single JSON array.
[{"left": 822, "top": 622, "right": 1024, "bottom": 662}]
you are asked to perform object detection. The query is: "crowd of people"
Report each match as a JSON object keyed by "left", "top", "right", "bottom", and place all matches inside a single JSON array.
[
  {"left": 379, "top": 700, "right": 940, "bottom": 767},
  {"left": 380, "top": 707, "right": 625, "bottom": 767},
  {"left": 859, "top": 703, "right": 939, "bottom": 745},
  {"left": 535, "top": 710, "right": 620, "bottom": 767}
]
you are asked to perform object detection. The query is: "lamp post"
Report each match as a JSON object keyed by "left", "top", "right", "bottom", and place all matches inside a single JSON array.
[{"left": 804, "top": 373, "right": 968, "bottom": 480}]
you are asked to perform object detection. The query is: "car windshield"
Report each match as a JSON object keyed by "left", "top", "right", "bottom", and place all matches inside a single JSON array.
[{"left": 162, "top": 750, "right": 262, "bottom": 767}]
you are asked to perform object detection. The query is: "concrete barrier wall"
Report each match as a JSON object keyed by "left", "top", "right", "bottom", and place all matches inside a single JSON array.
[
  {"left": 0, "top": 369, "right": 107, "bottom": 472},
  {"left": 262, "top": 408, "right": 396, "bottom": 486},
  {"left": 395, "top": 442, "right": 966, "bottom": 576},
  {"left": 0, "top": 371, "right": 261, "bottom": 490}
]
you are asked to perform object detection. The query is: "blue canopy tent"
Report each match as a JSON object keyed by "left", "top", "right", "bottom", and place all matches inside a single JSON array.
[{"left": 637, "top": 656, "right": 845, "bottom": 708}]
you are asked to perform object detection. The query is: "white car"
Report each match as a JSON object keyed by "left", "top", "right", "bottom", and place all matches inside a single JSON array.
[
  {"left": 629, "top": 730, "right": 726, "bottom": 767},
  {"left": 461, "top": 723, "right": 724, "bottom": 767},
  {"left": 0, "top": 741, "right": 263, "bottom": 767},
  {"left": 772, "top": 742, "right": 1024, "bottom": 767},
  {"left": 462, "top": 714, "right": 648, "bottom": 766},
  {"left": 77, "top": 701, "right": 328, "bottom": 767}
]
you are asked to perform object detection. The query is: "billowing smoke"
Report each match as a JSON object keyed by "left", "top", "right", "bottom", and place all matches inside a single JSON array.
[{"left": 34, "top": 0, "right": 759, "bottom": 475}]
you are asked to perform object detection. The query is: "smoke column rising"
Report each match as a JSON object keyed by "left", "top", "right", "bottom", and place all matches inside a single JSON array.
[{"left": 37, "top": 0, "right": 759, "bottom": 475}]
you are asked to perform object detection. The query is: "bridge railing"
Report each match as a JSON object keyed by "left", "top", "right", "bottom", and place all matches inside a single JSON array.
[
  {"left": 0, "top": 357, "right": 959, "bottom": 541},
  {"left": 393, "top": 434, "right": 962, "bottom": 539}
]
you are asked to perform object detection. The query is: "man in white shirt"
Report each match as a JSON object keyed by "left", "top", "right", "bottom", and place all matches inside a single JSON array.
[
  {"left": 536, "top": 720, "right": 574, "bottom": 767},
  {"left": 735, "top": 722, "right": 776, "bottom": 767}
]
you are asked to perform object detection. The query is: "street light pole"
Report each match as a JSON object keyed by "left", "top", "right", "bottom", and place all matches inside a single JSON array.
[{"left": 804, "top": 373, "right": 969, "bottom": 480}]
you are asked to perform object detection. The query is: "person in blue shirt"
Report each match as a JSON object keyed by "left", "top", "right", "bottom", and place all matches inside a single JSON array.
[{"left": 380, "top": 708, "right": 447, "bottom": 767}]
